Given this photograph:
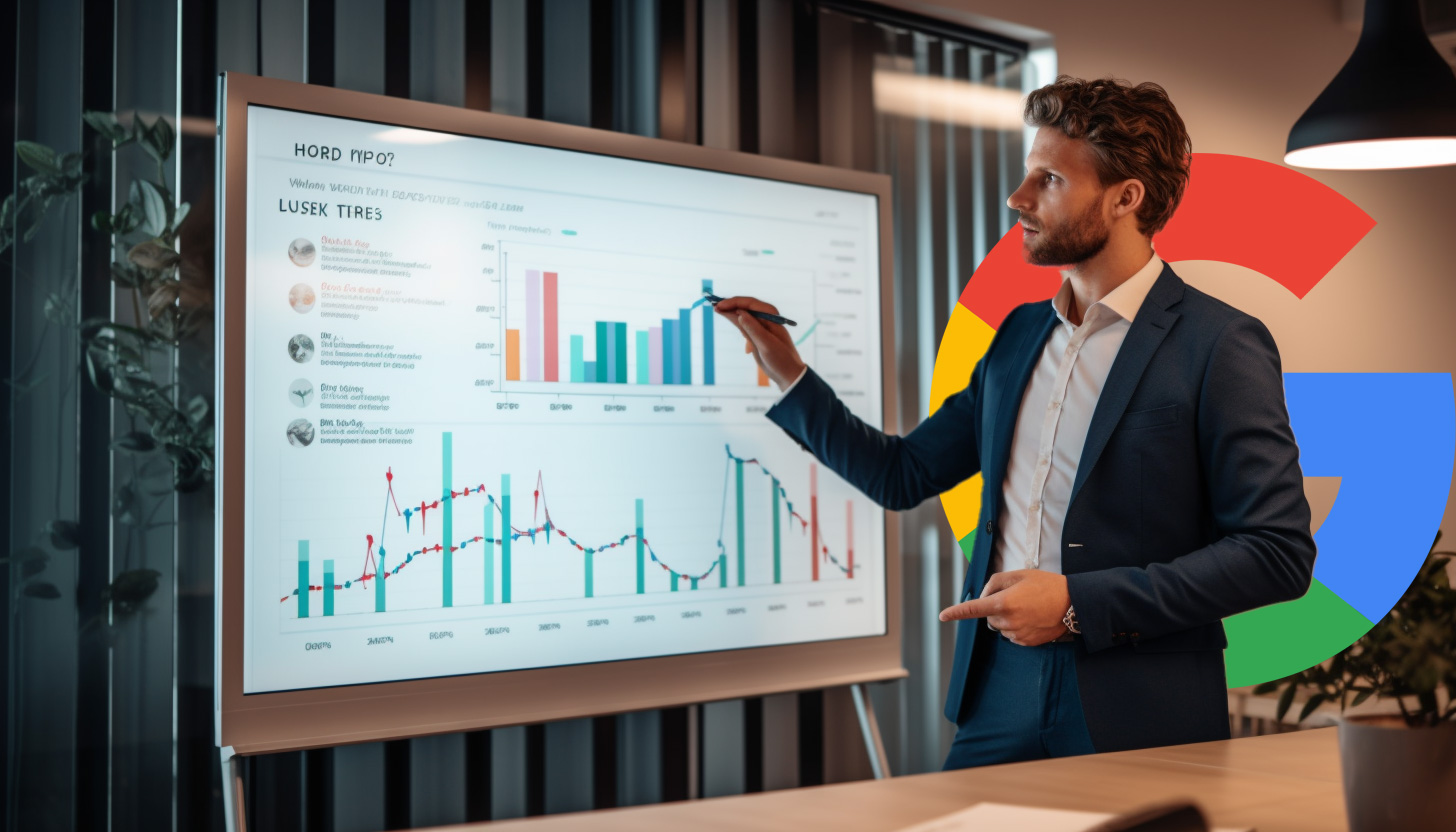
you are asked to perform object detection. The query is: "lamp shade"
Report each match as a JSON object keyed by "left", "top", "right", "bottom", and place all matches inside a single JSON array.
[{"left": 1285, "top": 0, "right": 1456, "bottom": 169}]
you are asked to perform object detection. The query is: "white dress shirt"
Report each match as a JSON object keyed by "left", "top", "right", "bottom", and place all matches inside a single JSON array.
[
  {"left": 990, "top": 252, "right": 1164, "bottom": 576},
  {"left": 774, "top": 251, "right": 1163, "bottom": 578}
]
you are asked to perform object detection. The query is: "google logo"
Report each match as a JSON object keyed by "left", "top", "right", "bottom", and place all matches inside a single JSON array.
[{"left": 929, "top": 154, "right": 1455, "bottom": 687}]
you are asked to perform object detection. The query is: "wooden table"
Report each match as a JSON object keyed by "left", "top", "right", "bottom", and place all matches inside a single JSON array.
[{"left": 469, "top": 728, "right": 1348, "bottom": 831}]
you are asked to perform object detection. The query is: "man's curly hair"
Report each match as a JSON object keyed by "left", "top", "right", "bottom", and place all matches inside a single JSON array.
[{"left": 1024, "top": 76, "right": 1192, "bottom": 235}]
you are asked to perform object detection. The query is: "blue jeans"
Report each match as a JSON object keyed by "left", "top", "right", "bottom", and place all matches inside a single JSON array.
[{"left": 942, "top": 627, "right": 1097, "bottom": 770}]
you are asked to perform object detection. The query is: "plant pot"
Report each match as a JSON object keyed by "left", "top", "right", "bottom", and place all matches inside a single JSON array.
[{"left": 1338, "top": 715, "right": 1456, "bottom": 832}]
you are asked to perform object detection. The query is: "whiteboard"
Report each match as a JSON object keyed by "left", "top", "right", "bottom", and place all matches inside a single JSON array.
[{"left": 216, "top": 73, "right": 903, "bottom": 754}]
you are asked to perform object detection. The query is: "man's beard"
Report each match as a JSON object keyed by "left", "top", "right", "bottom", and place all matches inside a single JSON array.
[{"left": 1022, "top": 197, "right": 1110, "bottom": 267}]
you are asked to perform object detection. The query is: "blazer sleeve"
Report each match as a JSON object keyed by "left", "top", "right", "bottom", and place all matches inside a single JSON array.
[
  {"left": 1066, "top": 314, "right": 1317, "bottom": 653},
  {"left": 763, "top": 305, "right": 1019, "bottom": 512}
]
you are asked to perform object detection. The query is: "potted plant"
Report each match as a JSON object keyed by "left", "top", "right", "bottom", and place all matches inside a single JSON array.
[{"left": 1255, "top": 531, "right": 1456, "bottom": 832}]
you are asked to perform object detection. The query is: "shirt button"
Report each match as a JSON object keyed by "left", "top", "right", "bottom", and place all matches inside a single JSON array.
[
  {"left": 984, "top": 521, "right": 994, "bottom": 534},
  {"left": 1030, "top": 502, "right": 1041, "bottom": 512}
]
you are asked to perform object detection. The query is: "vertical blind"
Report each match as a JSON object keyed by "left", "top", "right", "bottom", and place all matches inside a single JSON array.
[{"left": 1, "top": 2, "right": 1035, "bottom": 828}]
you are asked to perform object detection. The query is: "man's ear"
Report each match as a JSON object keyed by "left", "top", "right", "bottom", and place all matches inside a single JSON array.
[{"left": 1109, "top": 179, "right": 1145, "bottom": 223}]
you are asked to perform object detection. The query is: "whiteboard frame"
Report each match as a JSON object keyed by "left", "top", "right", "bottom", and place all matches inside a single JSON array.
[{"left": 215, "top": 72, "right": 904, "bottom": 755}]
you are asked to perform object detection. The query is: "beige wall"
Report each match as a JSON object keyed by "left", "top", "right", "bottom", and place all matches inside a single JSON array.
[{"left": 921, "top": 0, "right": 1456, "bottom": 546}]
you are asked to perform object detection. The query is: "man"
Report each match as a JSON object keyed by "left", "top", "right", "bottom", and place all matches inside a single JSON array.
[{"left": 716, "top": 76, "right": 1316, "bottom": 769}]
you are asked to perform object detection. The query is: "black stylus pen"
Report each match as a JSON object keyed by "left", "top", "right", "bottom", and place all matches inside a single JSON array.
[{"left": 702, "top": 292, "right": 798, "bottom": 327}]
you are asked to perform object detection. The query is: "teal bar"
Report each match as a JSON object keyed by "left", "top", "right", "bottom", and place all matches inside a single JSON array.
[
  {"left": 594, "top": 321, "right": 608, "bottom": 382},
  {"left": 635, "top": 499, "right": 645, "bottom": 594},
  {"left": 635, "top": 331, "right": 649, "bottom": 384},
  {"left": 570, "top": 334, "right": 585, "bottom": 382},
  {"left": 297, "top": 541, "right": 309, "bottom": 618},
  {"left": 678, "top": 308, "right": 692, "bottom": 384},
  {"left": 772, "top": 478, "right": 782, "bottom": 584},
  {"left": 671, "top": 574, "right": 679, "bottom": 592},
  {"left": 701, "top": 279, "right": 715, "bottom": 385},
  {"left": 442, "top": 432, "right": 453, "bottom": 608},
  {"left": 584, "top": 360, "right": 595, "bottom": 380},
  {"left": 375, "top": 541, "right": 386, "bottom": 612},
  {"left": 614, "top": 323, "right": 627, "bottom": 384},
  {"left": 323, "top": 559, "right": 335, "bottom": 616},
  {"left": 585, "top": 550, "right": 595, "bottom": 598},
  {"left": 718, "top": 554, "right": 727, "bottom": 588},
  {"left": 502, "top": 474, "right": 512, "bottom": 603},
  {"left": 483, "top": 500, "right": 494, "bottom": 604},
  {"left": 690, "top": 577, "right": 699, "bottom": 590},
  {"left": 735, "top": 459, "right": 745, "bottom": 587}
]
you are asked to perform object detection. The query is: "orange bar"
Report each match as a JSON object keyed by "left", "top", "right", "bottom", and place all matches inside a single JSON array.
[
  {"left": 757, "top": 365, "right": 769, "bottom": 387},
  {"left": 505, "top": 329, "right": 521, "bottom": 381}
]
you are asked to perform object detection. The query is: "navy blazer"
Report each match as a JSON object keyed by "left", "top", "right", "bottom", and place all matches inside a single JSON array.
[{"left": 766, "top": 263, "right": 1316, "bottom": 752}]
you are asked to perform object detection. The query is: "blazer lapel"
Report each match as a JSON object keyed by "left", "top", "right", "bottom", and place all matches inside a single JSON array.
[{"left": 1069, "top": 265, "right": 1184, "bottom": 507}]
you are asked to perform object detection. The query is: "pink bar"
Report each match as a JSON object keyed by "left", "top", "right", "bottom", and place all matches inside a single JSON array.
[
  {"left": 543, "top": 272, "right": 559, "bottom": 382},
  {"left": 525, "top": 270, "right": 542, "bottom": 381},
  {"left": 648, "top": 326, "right": 663, "bottom": 384}
]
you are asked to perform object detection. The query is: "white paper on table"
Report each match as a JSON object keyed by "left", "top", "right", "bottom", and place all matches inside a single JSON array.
[{"left": 895, "top": 802, "right": 1253, "bottom": 832}]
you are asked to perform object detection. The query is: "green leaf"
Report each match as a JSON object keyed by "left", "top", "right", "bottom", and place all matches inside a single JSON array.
[
  {"left": 171, "top": 201, "right": 190, "bottom": 232},
  {"left": 91, "top": 209, "right": 113, "bottom": 234},
  {"left": 151, "top": 117, "right": 176, "bottom": 162},
  {"left": 82, "top": 110, "right": 130, "bottom": 143},
  {"left": 1351, "top": 689, "right": 1375, "bottom": 708},
  {"left": 16, "top": 141, "right": 58, "bottom": 174},
  {"left": 1298, "top": 693, "right": 1329, "bottom": 723},
  {"left": 22, "top": 553, "right": 49, "bottom": 579},
  {"left": 46, "top": 519, "right": 82, "bottom": 549},
  {"left": 186, "top": 394, "right": 209, "bottom": 426},
  {"left": 1276, "top": 682, "right": 1297, "bottom": 722},
  {"left": 132, "top": 180, "right": 169, "bottom": 237},
  {"left": 112, "top": 431, "right": 158, "bottom": 453},
  {"left": 23, "top": 582, "right": 62, "bottom": 600},
  {"left": 104, "top": 568, "right": 161, "bottom": 614},
  {"left": 1252, "top": 681, "right": 1281, "bottom": 695}
]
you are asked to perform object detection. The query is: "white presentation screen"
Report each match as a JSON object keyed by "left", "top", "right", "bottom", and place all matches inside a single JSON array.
[{"left": 242, "top": 105, "right": 886, "bottom": 694}]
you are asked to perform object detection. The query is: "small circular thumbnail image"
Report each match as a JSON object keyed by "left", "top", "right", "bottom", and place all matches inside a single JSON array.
[
  {"left": 288, "top": 333, "right": 315, "bottom": 364},
  {"left": 288, "top": 378, "right": 314, "bottom": 407},
  {"left": 289, "top": 283, "right": 317, "bottom": 314},
  {"left": 286, "top": 418, "right": 316, "bottom": 447},
  {"left": 288, "top": 238, "right": 316, "bottom": 267}
]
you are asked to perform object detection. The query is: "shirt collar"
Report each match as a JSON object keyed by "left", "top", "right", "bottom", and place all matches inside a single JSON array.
[{"left": 1052, "top": 252, "right": 1164, "bottom": 328}]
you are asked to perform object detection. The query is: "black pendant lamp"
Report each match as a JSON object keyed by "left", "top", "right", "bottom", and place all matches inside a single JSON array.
[{"left": 1286, "top": 0, "right": 1456, "bottom": 169}]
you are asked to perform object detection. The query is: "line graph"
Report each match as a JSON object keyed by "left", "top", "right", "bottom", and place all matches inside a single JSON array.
[{"left": 284, "top": 432, "right": 856, "bottom": 617}]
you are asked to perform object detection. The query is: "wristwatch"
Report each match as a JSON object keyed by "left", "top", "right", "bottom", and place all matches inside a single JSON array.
[{"left": 1061, "top": 604, "right": 1080, "bottom": 635}]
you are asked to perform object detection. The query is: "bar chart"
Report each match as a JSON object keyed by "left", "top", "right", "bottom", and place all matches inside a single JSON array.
[
  {"left": 283, "top": 430, "right": 859, "bottom": 619},
  {"left": 498, "top": 243, "right": 814, "bottom": 395}
]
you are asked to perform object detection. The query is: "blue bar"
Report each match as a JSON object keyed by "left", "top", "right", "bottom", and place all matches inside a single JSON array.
[
  {"left": 570, "top": 334, "right": 584, "bottom": 382},
  {"left": 663, "top": 319, "right": 677, "bottom": 385},
  {"left": 583, "top": 360, "right": 596, "bottom": 380},
  {"left": 605, "top": 323, "right": 618, "bottom": 383},
  {"left": 702, "top": 279, "right": 714, "bottom": 385},
  {"left": 678, "top": 308, "right": 692, "bottom": 385}
]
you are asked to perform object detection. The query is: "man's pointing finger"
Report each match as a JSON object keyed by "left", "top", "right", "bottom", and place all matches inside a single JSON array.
[{"left": 939, "top": 597, "right": 996, "bottom": 622}]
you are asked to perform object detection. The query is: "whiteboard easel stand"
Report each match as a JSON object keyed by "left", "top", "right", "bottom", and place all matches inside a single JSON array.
[{"left": 217, "top": 685, "right": 889, "bottom": 832}]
